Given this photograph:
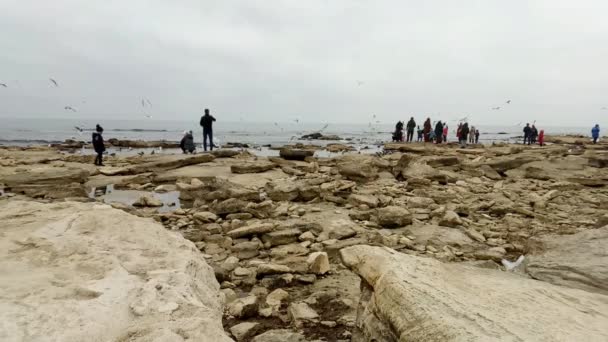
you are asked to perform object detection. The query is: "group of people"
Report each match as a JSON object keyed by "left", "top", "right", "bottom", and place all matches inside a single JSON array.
[
  {"left": 90, "top": 109, "right": 218, "bottom": 165},
  {"left": 522, "top": 123, "right": 544, "bottom": 146},
  {"left": 393, "top": 117, "right": 480, "bottom": 146}
]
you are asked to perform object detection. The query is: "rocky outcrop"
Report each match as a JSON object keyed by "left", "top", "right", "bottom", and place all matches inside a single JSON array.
[
  {"left": 527, "top": 226, "right": 608, "bottom": 295},
  {"left": 0, "top": 201, "right": 231, "bottom": 341},
  {"left": 279, "top": 148, "right": 315, "bottom": 161},
  {"left": 341, "top": 245, "right": 608, "bottom": 342},
  {"left": 0, "top": 167, "right": 89, "bottom": 198},
  {"left": 100, "top": 154, "right": 215, "bottom": 176},
  {"left": 231, "top": 161, "right": 276, "bottom": 174}
]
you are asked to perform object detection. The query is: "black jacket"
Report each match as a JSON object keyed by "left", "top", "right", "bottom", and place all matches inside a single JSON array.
[
  {"left": 461, "top": 125, "right": 470, "bottom": 138},
  {"left": 180, "top": 133, "right": 195, "bottom": 152},
  {"left": 434, "top": 122, "right": 444, "bottom": 136},
  {"left": 200, "top": 114, "right": 216, "bottom": 130},
  {"left": 92, "top": 132, "right": 105, "bottom": 153},
  {"left": 406, "top": 119, "right": 416, "bottom": 131},
  {"left": 523, "top": 126, "right": 532, "bottom": 136}
]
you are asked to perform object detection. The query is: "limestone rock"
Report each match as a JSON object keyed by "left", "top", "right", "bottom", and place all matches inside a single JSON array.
[
  {"left": 307, "top": 252, "right": 330, "bottom": 275},
  {"left": 279, "top": 148, "right": 315, "bottom": 161},
  {"left": 193, "top": 211, "right": 218, "bottom": 223},
  {"left": 265, "top": 179, "right": 300, "bottom": 202},
  {"left": 338, "top": 162, "right": 377, "bottom": 182},
  {"left": 439, "top": 210, "right": 463, "bottom": 227},
  {"left": 228, "top": 295, "right": 259, "bottom": 318},
  {"left": 376, "top": 206, "right": 412, "bottom": 228},
  {"left": 348, "top": 194, "right": 379, "bottom": 208},
  {"left": 262, "top": 228, "right": 302, "bottom": 247},
  {"left": 213, "top": 198, "right": 249, "bottom": 215},
  {"left": 100, "top": 154, "right": 215, "bottom": 176},
  {"left": 228, "top": 222, "right": 275, "bottom": 239},
  {"left": 211, "top": 149, "right": 241, "bottom": 158},
  {"left": 340, "top": 245, "right": 608, "bottom": 342},
  {"left": 527, "top": 226, "right": 608, "bottom": 295},
  {"left": 231, "top": 161, "right": 276, "bottom": 174},
  {"left": 257, "top": 263, "right": 292, "bottom": 276},
  {"left": 230, "top": 322, "right": 261, "bottom": 342},
  {"left": 0, "top": 201, "right": 230, "bottom": 341},
  {"left": 288, "top": 302, "right": 319, "bottom": 328},
  {"left": 132, "top": 194, "right": 163, "bottom": 207},
  {"left": 252, "top": 329, "right": 307, "bottom": 342}
]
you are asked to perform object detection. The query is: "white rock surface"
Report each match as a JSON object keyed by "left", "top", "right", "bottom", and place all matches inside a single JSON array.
[
  {"left": 341, "top": 245, "right": 608, "bottom": 342},
  {"left": 0, "top": 201, "right": 231, "bottom": 342}
]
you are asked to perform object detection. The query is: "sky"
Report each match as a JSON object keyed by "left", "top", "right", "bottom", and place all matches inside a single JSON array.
[{"left": 0, "top": 0, "right": 607, "bottom": 126}]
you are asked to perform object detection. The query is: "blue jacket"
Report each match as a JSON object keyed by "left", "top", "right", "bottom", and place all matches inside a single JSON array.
[{"left": 592, "top": 126, "right": 600, "bottom": 138}]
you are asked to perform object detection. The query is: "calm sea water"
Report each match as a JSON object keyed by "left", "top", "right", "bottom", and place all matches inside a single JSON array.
[{"left": 0, "top": 117, "right": 593, "bottom": 148}]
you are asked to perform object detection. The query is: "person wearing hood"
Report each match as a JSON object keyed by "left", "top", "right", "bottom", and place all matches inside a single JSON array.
[
  {"left": 538, "top": 129, "right": 545, "bottom": 147},
  {"left": 393, "top": 121, "right": 404, "bottom": 142},
  {"left": 475, "top": 129, "right": 480, "bottom": 144},
  {"left": 531, "top": 125, "right": 539, "bottom": 144},
  {"left": 592, "top": 124, "right": 600, "bottom": 144},
  {"left": 434, "top": 121, "right": 444, "bottom": 144},
  {"left": 423, "top": 118, "right": 432, "bottom": 142},
  {"left": 416, "top": 126, "right": 423, "bottom": 142},
  {"left": 459, "top": 123, "right": 470, "bottom": 148},
  {"left": 406, "top": 117, "right": 416, "bottom": 143},
  {"left": 92, "top": 124, "right": 105, "bottom": 166},
  {"left": 180, "top": 130, "right": 196, "bottom": 154}
]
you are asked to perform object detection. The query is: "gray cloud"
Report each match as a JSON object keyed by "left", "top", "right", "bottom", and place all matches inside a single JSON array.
[{"left": 1, "top": 0, "right": 607, "bottom": 126}]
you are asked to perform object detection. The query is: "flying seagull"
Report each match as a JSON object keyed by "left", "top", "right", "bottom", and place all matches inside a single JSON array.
[
  {"left": 141, "top": 99, "right": 145, "bottom": 107},
  {"left": 492, "top": 107, "right": 501, "bottom": 110},
  {"left": 294, "top": 119, "right": 300, "bottom": 123},
  {"left": 49, "top": 78, "right": 59, "bottom": 87},
  {"left": 601, "top": 107, "right": 607, "bottom": 110},
  {"left": 0, "top": 83, "right": 7, "bottom": 88},
  {"left": 74, "top": 126, "right": 83, "bottom": 132},
  {"left": 357, "top": 80, "right": 364, "bottom": 86},
  {"left": 64, "top": 106, "right": 77, "bottom": 112},
  {"left": 146, "top": 99, "right": 152, "bottom": 106},
  {"left": 506, "top": 100, "right": 511, "bottom": 104},
  {"left": 501, "top": 255, "right": 525, "bottom": 271},
  {"left": 144, "top": 115, "right": 152, "bottom": 119}
]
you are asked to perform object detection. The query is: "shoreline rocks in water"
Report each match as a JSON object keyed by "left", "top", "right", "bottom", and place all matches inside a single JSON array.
[
  {"left": 0, "top": 135, "right": 607, "bottom": 341},
  {"left": 300, "top": 132, "right": 342, "bottom": 141}
]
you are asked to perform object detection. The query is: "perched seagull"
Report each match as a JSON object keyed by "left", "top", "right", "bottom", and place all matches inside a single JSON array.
[
  {"left": 501, "top": 255, "right": 525, "bottom": 271},
  {"left": 506, "top": 100, "right": 511, "bottom": 104},
  {"left": 64, "top": 106, "right": 77, "bottom": 112},
  {"left": 49, "top": 78, "right": 59, "bottom": 87},
  {"left": 0, "top": 83, "right": 7, "bottom": 88}
]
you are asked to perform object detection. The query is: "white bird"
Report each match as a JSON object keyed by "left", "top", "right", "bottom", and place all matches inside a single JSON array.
[
  {"left": 357, "top": 80, "right": 364, "bottom": 86},
  {"left": 64, "top": 106, "right": 77, "bottom": 112},
  {"left": 501, "top": 255, "right": 525, "bottom": 271},
  {"left": 144, "top": 115, "right": 152, "bottom": 119},
  {"left": 601, "top": 107, "right": 607, "bottom": 110},
  {"left": 0, "top": 83, "right": 7, "bottom": 88},
  {"left": 49, "top": 78, "right": 59, "bottom": 87},
  {"left": 492, "top": 107, "right": 501, "bottom": 110},
  {"left": 506, "top": 100, "right": 511, "bottom": 104}
]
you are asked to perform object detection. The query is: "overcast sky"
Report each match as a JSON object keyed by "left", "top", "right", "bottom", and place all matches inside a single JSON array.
[{"left": 1, "top": 0, "right": 607, "bottom": 126}]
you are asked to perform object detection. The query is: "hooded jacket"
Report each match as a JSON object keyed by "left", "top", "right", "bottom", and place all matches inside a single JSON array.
[{"left": 592, "top": 125, "right": 600, "bottom": 138}]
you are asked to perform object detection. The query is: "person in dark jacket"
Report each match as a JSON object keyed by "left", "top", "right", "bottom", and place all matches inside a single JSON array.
[
  {"left": 200, "top": 108, "right": 216, "bottom": 151},
  {"left": 591, "top": 124, "right": 600, "bottom": 144},
  {"left": 423, "top": 118, "right": 432, "bottom": 142},
  {"left": 393, "top": 121, "right": 404, "bottom": 142},
  {"left": 460, "top": 123, "right": 470, "bottom": 147},
  {"left": 475, "top": 129, "right": 480, "bottom": 144},
  {"left": 523, "top": 123, "right": 532, "bottom": 145},
  {"left": 434, "top": 121, "right": 444, "bottom": 144},
  {"left": 406, "top": 117, "right": 416, "bottom": 142},
  {"left": 531, "top": 125, "right": 538, "bottom": 144},
  {"left": 180, "top": 130, "right": 196, "bottom": 154},
  {"left": 92, "top": 124, "right": 105, "bottom": 166}
]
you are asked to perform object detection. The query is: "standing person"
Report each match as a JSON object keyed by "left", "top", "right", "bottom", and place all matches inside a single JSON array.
[
  {"left": 416, "top": 126, "right": 423, "bottom": 142},
  {"left": 460, "top": 123, "right": 470, "bottom": 148},
  {"left": 92, "top": 124, "right": 105, "bottom": 166},
  {"left": 592, "top": 124, "right": 600, "bottom": 144},
  {"left": 475, "top": 129, "right": 480, "bottom": 144},
  {"left": 180, "top": 130, "right": 196, "bottom": 154},
  {"left": 423, "top": 118, "right": 432, "bottom": 142},
  {"left": 434, "top": 121, "right": 444, "bottom": 144},
  {"left": 443, "top": 125, "right": 448, "bottom": 143},
  {"left": 406, "top": 117, "right": 416, "bottom": 143},
  {"left": 538, "top": 129, "right": 545, "bottom": 147},
  {"left": 200, "top": 108, "right": 216, "bottom": 151},
  {"left": 469, "top": 126, "right": 476, "bottom": 143},
  {"left": 523, "top": 123, "right": 532, "bottom": 145},
  {"left": 531, "top": 125, "right": 538, "bottom": 144},
  {"left": 456, "top": 123, "right": 462, "bottom": 142}
]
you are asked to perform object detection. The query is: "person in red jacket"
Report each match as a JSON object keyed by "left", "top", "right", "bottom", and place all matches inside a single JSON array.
[{"left": 538, "top": 129, "right": 545, "bottom": 147}]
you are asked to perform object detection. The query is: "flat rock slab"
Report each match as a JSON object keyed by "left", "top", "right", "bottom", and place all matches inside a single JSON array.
[
  {"left": 341, "top": 245, "right": 608, "bottom": 342},
  {"left": 231, "top": 161, "right": 276, "bottom": 174},
  {"left": 0, "top": 201, "right": 230, "bottom": 342},
  {"left": 100, "top": 154, "right": 215, "bottom": 176}
]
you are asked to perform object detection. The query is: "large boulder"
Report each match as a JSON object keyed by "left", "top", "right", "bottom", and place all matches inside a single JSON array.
[
  {"left": 0, "top": 201, "right": 230, "bottom": 341},
  {"left": 341, "top": 245, "right": 608, "bottom": 341},
  {"left": 338, "top": 163, "right": 378, "bottom": 182},
  {"left": 279, "top": 148, "right": 315, "bottom": 161},
  {"left": 376, "top": 206, "right": 412, "bottom": 228},
  {"left": 527, "top": 226, "right": 608, "bottom": 295}
]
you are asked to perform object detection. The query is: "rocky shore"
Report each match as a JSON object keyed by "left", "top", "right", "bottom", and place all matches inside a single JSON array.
[{"left": 1, "top": 138, "right": 607, "bottom": 341}]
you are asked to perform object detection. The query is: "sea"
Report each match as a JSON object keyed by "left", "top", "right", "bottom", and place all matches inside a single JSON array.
[{"left": 0, "top": 117, "right": 593, "bottom": 154}]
